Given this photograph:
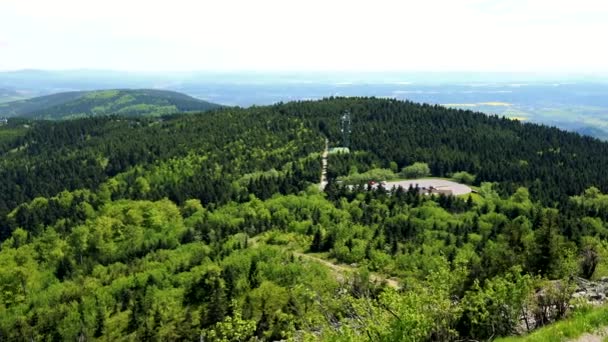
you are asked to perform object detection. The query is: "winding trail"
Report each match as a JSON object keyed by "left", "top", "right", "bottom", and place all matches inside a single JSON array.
[
  {"left": 293, "top": 251, "right": 401, "bottom": 289},
  {"left": 250, "top": 236, "right": 400, "bottom": 289},
  {"left": 319, "top": 138, "right": 328, "bottom": 191},
  {"left": 254, "top": 139, "right": 401, "bottom": 290}
]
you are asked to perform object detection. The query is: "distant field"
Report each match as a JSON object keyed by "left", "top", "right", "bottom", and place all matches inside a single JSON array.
[
  {"left": 2, "top": 71, "right": 608, "bottom": 139},
  {"left": 0, "top": 125, "right": 28, "bottom": 144},
  {"left": 0, "top": 96, "right": 27, "bottom": 104},
  {"left": 442, "top": 101, "right": 512, "bottom": 107},
  {"left": 0, "top": 98, "right": 21, "bottom": 104},
  {"left": 444, "top": 102, "right": 608, "bottom": 139}
]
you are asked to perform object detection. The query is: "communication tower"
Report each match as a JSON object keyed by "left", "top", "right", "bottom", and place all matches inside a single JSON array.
[{"left": 340, "top": 110, "right": 352, "bottom": 148}]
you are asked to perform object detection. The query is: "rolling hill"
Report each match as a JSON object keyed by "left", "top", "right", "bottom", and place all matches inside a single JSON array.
[
  {"left": 1, "top": 97, "right": 608, "bottom": 340},
  {"left": 0, "top": 89, "right": 221, "bottom": 119}
]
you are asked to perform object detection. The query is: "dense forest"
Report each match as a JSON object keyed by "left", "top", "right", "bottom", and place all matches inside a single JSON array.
[
  {"left": 0, "top": 89, "right": 220, "bottom": 119},
  {"left": 1, "top": 97, "right": 608, "bottom": 341}
]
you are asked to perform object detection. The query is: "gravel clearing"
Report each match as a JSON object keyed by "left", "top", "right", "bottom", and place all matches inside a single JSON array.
[{"left": 383, "top": 178, "right": 473, "bottom": 196}]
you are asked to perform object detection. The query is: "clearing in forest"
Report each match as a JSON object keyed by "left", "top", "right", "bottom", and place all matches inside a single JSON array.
[{"left": 382, "top": 178, "right": 473, "bottom": 196}]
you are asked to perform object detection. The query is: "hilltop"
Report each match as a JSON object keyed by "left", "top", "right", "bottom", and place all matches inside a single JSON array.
[
  {"left": 0, "top": 89, "right": 221, "bottom": 119},
  {"left": 0, "top": 97, "right": 608, "bottom": 340}
]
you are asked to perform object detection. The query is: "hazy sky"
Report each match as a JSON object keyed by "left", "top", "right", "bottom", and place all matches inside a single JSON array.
[{"left": 1, "top": 0, "right": 607, "bottom": 72}]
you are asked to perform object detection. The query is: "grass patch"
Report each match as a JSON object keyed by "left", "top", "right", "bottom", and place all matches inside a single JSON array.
[
  {"left": 83, "top": 90, "right": 120, "bottom": 100},
  {"left": 0, "top": 126, "right": 28, "bottom": 144},
  {"left": 458, "top": 192, "right": 482, "bottom": 202},
  {"left": 391, "top": 176, "right": 453, "bottom": 182},
  {"left": 508, "top": 116, "right": 529, "bottom": 121},
  {"left": 496, "top": 305, "right": 608, "bottom": 342}
]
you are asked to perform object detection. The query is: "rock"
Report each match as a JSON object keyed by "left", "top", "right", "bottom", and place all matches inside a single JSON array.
[
  {"left": 572, "top": 291, "right": 587, "bottom": 298},
  {"left": 570, "top": 278, "right": 608, "bottom": 304},
  {"left": 588, "top": 291, "right": 605, "bottom": 301}
]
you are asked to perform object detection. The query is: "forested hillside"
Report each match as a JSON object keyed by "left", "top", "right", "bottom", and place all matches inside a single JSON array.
[
  {"left": 1, "top": 97, "right": 608, "bottom": 341},
  {"left": 0, "top": 89, "right": 221, "bottom": 119}
]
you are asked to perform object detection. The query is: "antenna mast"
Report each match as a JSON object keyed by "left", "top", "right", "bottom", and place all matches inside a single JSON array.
[{"left": 340, "top": 110, "right": 352, "bottom": 148}]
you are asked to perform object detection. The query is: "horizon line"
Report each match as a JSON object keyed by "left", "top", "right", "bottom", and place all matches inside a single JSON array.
[{"left": 1, "top": 68, "right": 608, "bottom": 75}]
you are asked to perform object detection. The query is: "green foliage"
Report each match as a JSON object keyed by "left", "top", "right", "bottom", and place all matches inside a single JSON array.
[
  {"left": 377, "top": 264, "right": 464, "bottom": 341},
  {"left": 451, "top": 171, "right": 476, "bottom": 184},
  {"left": 400, "top": 162, "right": 431, "bottom": 179},
  {"left": 461, "top": 268, "right": 535, "bottom": 339},
  {"left": 2, "top": 177, "right": 608, "bottom": 340},
  {"left": 337, "top": 168, "right": 397, "bottom": 184},
  {"left": 496, "top": 305, "right": 608, "bottom": 342},
  {"left": 203, "top": 303, "right": 256, "bottom": 342},
  {"left": 2, "top": 97, "right": 608, "bottom": 340},
  {"left": 83, "top": 89, "right": 120, "bottom": 100},
  {"left": 571, "top": 186, "right": 608, "bottom": 217}
]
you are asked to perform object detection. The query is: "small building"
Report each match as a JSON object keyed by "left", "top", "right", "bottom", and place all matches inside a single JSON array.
[
  {"left": 419, "top": 186, "right": 453, "bottom": 196},
  {"left": 0, "top": 118, "right": 7, "bottom": 125},
  {"left": 430, "top": 187, "right": 453, "bottom": 196}
]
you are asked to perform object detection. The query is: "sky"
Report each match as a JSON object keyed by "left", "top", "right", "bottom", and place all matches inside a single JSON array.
[{"left": 1, "top": 0, "right": 607, "bottom": 72}]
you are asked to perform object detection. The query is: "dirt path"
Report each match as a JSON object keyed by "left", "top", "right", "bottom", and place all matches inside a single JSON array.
[
  {"left": 250, "top": 232, "right": 400, "bottom": 290},
  {"left": 293, "top": 251, "right": 400, "bottom": 289},
  {"left": 570, "top": 327, "right": 608, "bottom": 342},
  {"left": 319, "top": 139, "right": 328, "bottom": 191}
]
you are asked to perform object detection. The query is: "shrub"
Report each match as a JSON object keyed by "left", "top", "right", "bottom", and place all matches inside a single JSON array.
[
  {"left": 400, "top": 162, "right": 430, "bottom": 179},
  {"left": 451, "top": 171, "right": 476, "bottom": 184}
]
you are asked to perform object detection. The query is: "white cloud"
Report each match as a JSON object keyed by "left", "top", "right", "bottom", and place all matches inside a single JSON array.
[{"left": 0, "top": 0, "right": 607, "bottom": 72}]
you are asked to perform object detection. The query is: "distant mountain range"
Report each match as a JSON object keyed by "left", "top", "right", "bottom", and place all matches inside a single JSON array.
[
  {"left": 2, "top": 70, "right": 608, "bottom": 139},
  {"left": 0, "top": 89, "right": 221, "bottom": 119}
]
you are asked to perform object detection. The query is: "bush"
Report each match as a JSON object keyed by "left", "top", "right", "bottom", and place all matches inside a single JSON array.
[
  {"left": 451, "top": 171, "right": 476, "bottom": 184},
  {"left": 337, "top": 168, "right": 397, "bottom": 184},
  {"left": 400, "top": 162, "right": 430, "bottom": 179}
]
